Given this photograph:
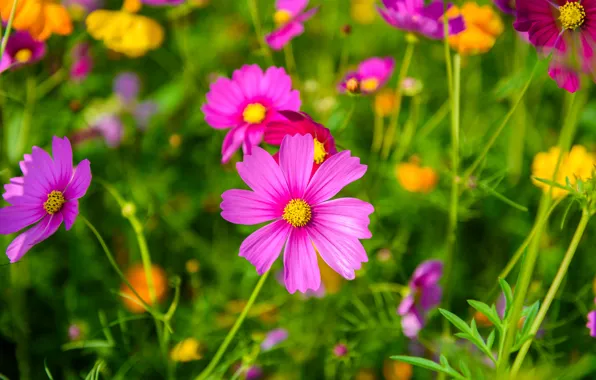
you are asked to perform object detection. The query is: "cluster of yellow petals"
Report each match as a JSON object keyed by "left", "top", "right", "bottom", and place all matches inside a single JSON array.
[
  {"left": 531, "top": 145, "right": 596, "bottom": 198},
  {"left": 396, "top": 159, "right": 439, "bottom": 193},
  {"left": 0, "top": 0, "right": 72, "bottom": 40},
  {"left": 86, "top": 8, "right": 164, "bottom": 57},
  {"left": 170, "top": 338, "right": 204, "bottom": 362},
  {"left": 447, "top": 2, "right": 504, "bottom": 56}
]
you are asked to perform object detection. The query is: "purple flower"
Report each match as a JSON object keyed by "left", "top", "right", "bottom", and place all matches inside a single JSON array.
[
  {"left": 494, "top": 0, "right": 515, "bottom": 15},
  {"left": 397, "top": 260, "right": 443, "bottom": 338},
  {"left": 142, "top": 0, "right": 185, "bottom": 6},
  {"left": 133, "top": 101, "right": 159, "bottom": 130},
  {"left": 92, "top": 115, "right": 124, "bottom": 148},
  {"left": 68, "top": 324, "right": 82, "bottom": 341},
  {"left": 220, "top": 134, "right": 373, "bottom": 293},
  {"left": 587, "top": 311, "right": 596, "bottom": 337},
  {"left": 0, "top": 137, "right": 92, "bottom": 262},
  {"left": 0, "top": 31, "right": 46, "bottom": 73},
  {"left": 265, "top": 0, "right": 320, "bottom": 50},
  {"left": 377, "top": 0, "right": 465, "bottom": 40},
  {"left": 245, "top": 366, "right": 263, "bottom": 380},
  {"left": 261, "top": 328, "right": 289, "bottom": 350},
  {"left": 333, "top": 343, "right": 348, "bottom": 357},
  {"left": 113, "top": 72, "right": 158, "bottom": 129},
  {"left": 70, "top": 43, "right": 93, "bottom": 82},
  {"left": 338, "top": 57, "right": 395, "bottom": 95},
  {"left": 202, "top": 65, "right": 301, "bottom": 163}
]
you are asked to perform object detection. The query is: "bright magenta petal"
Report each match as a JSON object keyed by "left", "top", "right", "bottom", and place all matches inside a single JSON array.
[
  {"left": 52, "top": 136, "right": 73, "bottom": 191},
  {"left": 221, "top": 189, "right": 281, "bottom": 225},
  {"left": 6, "top": 213, "right": 63, "bottom": 263},
  {"left": 64, "top": 159, "right": 92, "bottom": 200},
  {"left": 311, "top": 198, "right": 374, "bottom": 239},
  {"left": 279, "top": 134, "right": 314, "bottom": 198},
  {"left": 236, "top": 146, "right": 290, "bottom": 205},
  {"left": 239, "top": 220, "right": 291, "bottom": 274},
  {"left": 0, "top": 204, "right": 45, "bottom": 234},
  {"left": 283, "top": 228, "right": 320, "bottom": 293}
]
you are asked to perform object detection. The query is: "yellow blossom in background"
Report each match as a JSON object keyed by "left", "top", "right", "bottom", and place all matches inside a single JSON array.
[
  {"left": 383, "top": 359, "right": 413, "bottom": 380},
  {"left": 170, "top": 338, "right": 204, "bottom": 362},
  {"left": 86, "top": 10, "right": 164, "bottom": 57},
  {"left": 351, "top": 0, "right": 376, "bottom": 25},
  {"left": 356, "top": 369, "right": 377, "bottom": 380},
  {"left": 122, "top": 0, "right": 142, "bottom": 13},
  {"left": 396, "top": 159, "right": 438, "bottom": 193},
  {"left": 531, "top": 145, "right": 596, "bottom": 198},
  {"left": 447, "top": 2, "right": 504, "bottom": 55},
  {"left": 318, "top": 254, "right": 343, "bottom": 294},
  {"left": 374, "top": 89, "right": 397, "bottom": 117},
  {"left": 0, "top": 0, "right": 73, "bottom": 40}
]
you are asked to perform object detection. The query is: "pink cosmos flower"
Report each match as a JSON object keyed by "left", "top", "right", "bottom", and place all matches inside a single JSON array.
[
  {"left": 338, "top": 57, "right": 396, "bottom": 95},
  {"left": 0, "top": 137, "right": 92, "bottom": 262},
  {"left": 261, "top": 328, "right": 289, "bottom": 350},
  {"left": 377, "top": 0, "right": 466, "bottom": 40},
  {"left": 70, "top": 42, "right": 93, "bottom": 82},
  {"left": 588, "top": 310, "right": 596, "bottom": 337},
  {"left": 202, "top": 65, "right": 301, "bottom": 163},
  {"left": 221, "top": 134, "right": 373, "bottom": 293},
  {"left": 265, "top": 111, "right": 337, "bottom": 174},
  {"left": 397, "top": 260, "right": 443, "bottom": 338},
  {"left": 265, "top": 0, "right": 319, "bottom": 50},
  {"left": 0, "top": 31, "right": 46, "bottom": 74}
]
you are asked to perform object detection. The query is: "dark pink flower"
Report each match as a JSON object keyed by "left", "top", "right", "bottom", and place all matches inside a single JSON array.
[
  {"left": 588, "top": 310, "right": 596, "bottom": 337},
  {"left": 202, "top": 65, "right": 301, "bottom": 163},
  {"left": 265, "top": 111, "right": 337, "bottom": 174},
  {"left": 333, "top": 343, "right": 348, "bottom": 357},
  {"left": 0, "top": 31, "right": 46, "bottom": 73},
  {"left": 0, "top": 137, "right": 92, "bottom": 262},
  {"left": 397, "top": 260, "right": 443, "bottom": 338},
  {"left": 221, "top": 134, "right": 373, "bottom": 293},
  {"left": 338, "top": 57, "right": 395, "bottom": 95},
  {"left": 265, "top": 0, "right": 319, "bottom": 50},
  {"left": 70, "top": 43, "right": 93, "bottom": 82}
]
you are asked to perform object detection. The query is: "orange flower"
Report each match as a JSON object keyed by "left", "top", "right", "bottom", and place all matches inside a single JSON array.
[
  {"left": 396, "top": 160, "right": 438, "bottom": 193},
  {"left": 374, "top": 89, "right": 397, "bottom": 117},
  {"left": 383, "top": 360, "right": 413, "bottom": 380},
  {"left": 319, "top": 254, "right": 343, "bottom": 294},
  {"left": 447, "top": 2, "right": 503, "bottom": 55},
  {"left": 474, "top": 311, "right": 493, "bottom": 327},
  {"left": 121, "top": 264, "right": 168, "bottom": 313},
  {"left": 0, "top": 0, "right": 72, "bottom": 40}
]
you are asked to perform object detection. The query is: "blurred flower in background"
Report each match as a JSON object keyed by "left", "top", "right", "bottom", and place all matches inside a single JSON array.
[
  {"left": 70, "top": 42, "right": 93, "bottom": 81},
  {"left": 493, "top": 0, "right": 515, "bottom": 15},
  {"left": 92, "top": 115, "right": 125, "bottom": 148},
  {"left": 588, "top": 310, "right": 596, "bottom": 337},
  {"left": 333, "top": 343, "right": 348, "bottom": 357},
  {"left": 374, "top": 89, "right": 397, "bottom": 117},
  {"left": 170, "top": 338, "right": 205, "bottom": 362},
  {"left": 0, "top": 30, "right": 46, "bottom": 73},
  {"left": 383, "top": 359, "right": 413, "bottom": 380},
  {"left": 261, "top": 328, "right": 289, "bottom": 350},
  {"left": 120, "top": 263, "right": 168, "bottom": 313},
  {"left": 351, "top": 0, "right": 377, "bottom": 24},
  {"left": 400, "top": 77, "right": 423, "bottom": 97},
  {"left": 0, "top": 0, "right": 73, "bottom": 40},
  {"left": 377, "top": 0, "right": 465, "bottom": 40},
  {"left": 64, "top": 0, "right": 103, "bottom": 21},
  {"left": 265, "top": 0, "right": 319, "bottom": 50},
  {"left": 339, "top": 57, "right": 395, "bottom": 95},
  {"left": 114, "top": 72, "right": 158, "bottom": 130},
  {"left": 202, "top": 65, "right": 301, "bottom": 163},
  {"left": 447, "top": 2, "right": 504, "bottom": 55},
  {"left": 396, "top": 159, "right": 438, "bottom": 193},
  {"left": 397, "top": 260, "right": 443, "bottom": 338}
]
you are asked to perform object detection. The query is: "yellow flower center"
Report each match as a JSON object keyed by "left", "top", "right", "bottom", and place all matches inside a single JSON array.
[
  {"left": 274, "top": 10, "right": 293, "bottom": 26},
  {"left": 282, "top": 199, "right": 312, "bottom": 227},
  {"left": 242, "top": 103, "right": 267, "bottom": 124},
  {"left": 360, "top": 77, "right": 379, "bottom": 92},
  {"left": 14, "top": 49, "right": 32, "bottom": 63},
  {"left": 44, "top": 190, "right": 65, "bottom": 215},
  {"left": 559, "top": 2, "right": 586, "bottom": 30},
  {"left": 313, "top": 138, "right": 327, "bottom": 164},
  {"left": 346, "top": 78, "right": 360, "bottom": 93}
]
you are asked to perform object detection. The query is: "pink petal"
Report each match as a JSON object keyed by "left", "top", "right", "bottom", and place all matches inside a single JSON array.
[
  {"left": 52, "top": 136, "right": 73, "bottom": 191},
  {"left": 63, "top": 159, "right": 92, "bottom": 200},
  {"left": 293, "top": 7, "right": 319, "bottom": 23},
  {"left": 222, "top": 124, "right": 249, "bottom": 163},
  {"left": 236, "top": 146, "right": 290, "bottom": 205},
  {"left": 241, "top": 126, "right": 264, "bottom": 157},
  {"left": 232, "top": 65, "right": 263, "bottom": 99},
  {"left": 306, "top": 222, "right": 368, "bottom": 280},
  {"left": 0, "top": 204, "right": 45, "bottom": 234},
  {"left": 283, "top": 228, "right": 320, "bottom": 293},
  {"left": 398, "top": 295, "right": 415, "bottom": 316},
  {"left": 420, "top": 284, "right": 442, "bottom": 311},
  {"left": 202, "top": 103, "right": 240, "bottom": 129},
  {"left": 311, "top": 198, "right": 374, "bottom": 239},
  {"left": 279, "top": 134, "right": 313, "bottom": 198},
  {"left": 276, "top": 0, "right": 308, "bottom": 14},
  {"left": 587, "top": 311, "right": 596, "bottom": 338},
  {"left": 401, "top": 311, "right": 424, "bottom": 339},
  {"left": 221, "top": 189, "right": 281, "bottom": 225},
  {"left": 304, "top": 151, "right": 367, "bottom": 205},
  {"left": 411, "top": 260, "right": 443, "bottom": 288},
  {"left": 6, "top": 213, "right": 63, "bottom": 263},
  {"left": 240, "top": 219, "right": 291, "bottom": 274},
  {"left": 265, "top": 22, "right": 305, "bottom": 51},
  {"left": 61, "top": 200, "right": 79, "bottom": 230},
  {"left": 548, "top": 64, "right": 580, "bottom": 93},
  {"left": 30, "top": 146, "right": 58, "bottom": 191}
]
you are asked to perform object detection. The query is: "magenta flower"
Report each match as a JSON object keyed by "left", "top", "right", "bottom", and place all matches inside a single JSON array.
[
  {"left": 221, "top": 134, "right": 373, "bottom": 293},
  {"left": 202, "top": 65, "right": 301, "bottom": 163},
  {"left": 265, "top": 0, "right": 319, "bottom": 50},
  {"left": 265, "top": 111, "right": 337, "bottom": 174},
  {"left": 377, "top": 0, "right": 465, "bottom": 40},
  {"left": 338, "top": 57, "right": 395, "bottom": 95},
  {"left": 0, "top": 137, "right": 91, "bottom": 262},
  {"left": 397, "top": 260, "right": 443, "bottom": 338},
  {"left": 0, "top": 31, "right": 46, "bottom": 74},
  {"left": 333, "top": 343, "right": 348, "bottom": 357},
  {"left": 588, "top": 311, "right": 596, "bottom": 337},
  {"left": 70, "top": 43, "right": 93, "bottom": 82},
  {"left": 261, "top": 328, "right": 289, "bottom": 350},
  {"left": 494, "top": 0, "right": 515, "bottom": 15}
]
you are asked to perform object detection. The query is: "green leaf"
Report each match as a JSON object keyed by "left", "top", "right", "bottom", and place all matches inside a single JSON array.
[
  {"left": 521, "top": 301, "right": 540, "bottom": 337},
  {"left": 440, "top": 355, "right": 450, "bottom": 368},
  {"left": 477, "top": 182, "right": 528, "bottom": 212},
  {"left": 499, "top": 278, "right": 514, "bottom": 320},
  {"left": 487, "top": 330, "right": 496, "bottom": 350},
  {"left": 459, "top": 360, "right": 472, "bottom": 379},
  {"left": 390, "top": 356, "right": 466, "bottom": 379},
  {"left": 532, "top": 177, "right": 573, "bottom": 192},
  {"left": 468, "top": 300, "right": 500, "bottom": 328},
  {"left": 439, "top": 309, "right": 472, "bottom": 335},
  {"left": 44, "top": 359, "right": 54, "bottom": 380}
]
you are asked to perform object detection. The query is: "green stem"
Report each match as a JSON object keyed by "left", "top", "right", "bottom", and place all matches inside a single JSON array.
[
  {"left": 380, "top": 37, "right": 415, "bottom": 160},
  {"left": 35, "top": 69, "right": 67, "bottom": 100},
  {"left": 247, "top": 0, "right": 274, "bottom": 66},
  {"left": 195, "top": 271, "right": 270, "bottom": 380},
  {"left": 10, "top": 263, "right": 31, "bottom": 380},
  {"left": 283, "top": 43, "right": 299, "bottom": 83},
  {"left": 371, "top": 111, "right": 384, "bottom": 153},
  {"left": 0, "top": 0, "right": 19, "bottom": 65},
  {"left": 510, "top": 210, "right": 591, "bottom": 375},
  {"left": 393, "top": 95, "right": 420, "bottom": 163},
  {"left": 15, "top": 77, "right": 36, "bottom": 161},
  {"left": 335, "top": 101, "right": 355, "bottom": 137},
  {"left": 417, "top": 100, "right": 449, "bottom": 139}
]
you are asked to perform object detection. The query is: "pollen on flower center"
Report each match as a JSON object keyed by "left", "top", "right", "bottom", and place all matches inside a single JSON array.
[
  {"left": 44, "top": 190, "right": 66, "bottom": 215},
  {"left": 346, "top": 78, "right": 360, "bottom": 93},
  {"left": 274, "top": 10, "right": 293, "bottom": 26},
  {"left": 282, "top": 199, "right": 312, "bottom": 227},
  {"left": 559, "top": 2, "right": 586, "bottom": 30},
  {"left": 15, "top": 49, "right": 32, "bottom": 63},
  {"left": 313, "top": 138, "right": 327, "bottom": 164},
  {"left": 361, "top": 77, "right": 379, "bottom": 92},
  {"left": 243, "top": 103, "right": 267, "bottom": 124}
]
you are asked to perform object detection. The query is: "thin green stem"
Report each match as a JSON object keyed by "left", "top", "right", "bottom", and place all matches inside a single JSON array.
[
  {"left": 283, "top": 43, "right": 299, "bottom": 83},
  {"left": 380, "top": 38, "right": 415, "bottom": 159},
  {"left": 393, "top": 95, "right": 420, "bottom": 163},
  {"left": 16, "top": 77, "right": 36, "bottom": 160},
  {"left": 247, "top": 0, "right": 274, "bottom": 66},
  {"left": 371, "top": 111, "right": 384, "bottom": 153},
  {"left": 335, "top": 101, "right": 355, "bottom": 137},
  {"left": 417, "top": 100, "right": 449, "bottom": 139},
  {"left": 511, "top": 210, "right": 591, "bottom": 375},
  {"left": 35, "top": 69, "right": 67, "bottom": 100},
  {"left": 0, "top": 0, "right": 19, "bottom": 65},
  {"left": 195, "top": 271, "right": 270, "bottom": 380}
]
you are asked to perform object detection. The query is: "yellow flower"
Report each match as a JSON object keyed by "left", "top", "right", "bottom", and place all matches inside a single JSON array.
[
  {"left": 396, "top": 159, "right": 438, "bottom": 193},
  {"left": 531, "top": 145, "right": 596, "bottom": 198},
  {"left": 350, "top": 0, "right": 376, "bottom": 25},
  {"left": 447, "top": 2, "right": 504, "bottom": 55},
  {"left": 170, "top": 338, "right": 204, "bottom": 362},
  {"left": 0, "top": 0, "right": 73, "bottom": 40},
  {"left": 86, "top": 10, "right": 164, "bottom": 57}
]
